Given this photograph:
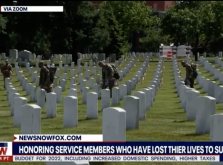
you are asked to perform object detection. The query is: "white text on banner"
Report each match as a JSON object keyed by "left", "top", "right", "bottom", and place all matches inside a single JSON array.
[
  {"left": 0, "top": 6, "right": 63, "bottom": 12},
  {"left": 12, "top": 155, "right": 220, "bottom": 162},
  {"left": 14, "top": 134, "right": 103, "bottom": 142}
]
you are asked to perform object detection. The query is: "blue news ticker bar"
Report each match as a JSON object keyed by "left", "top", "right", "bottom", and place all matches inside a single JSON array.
[
  {"left": 13, "top": 142, "right": 223, "bottom": 155},
  {"left": 0, "top": 143, "right": 8, "bottom": 147}
]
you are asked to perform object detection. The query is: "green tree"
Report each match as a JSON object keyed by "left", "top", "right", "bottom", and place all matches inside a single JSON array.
[
  {"left": 0, "top": 14, "right": 7, "bottom": 34},
  {"left": 161, "top": 1, "right": 215, "bottom": 61},
  {"left": 1, "top": 1, "right": 54, "bottom": 53},
  {"left": 1, "top": 1, "right": 100, "bottom": 61},
  {"left": 99, "top": 1, "right": 154, "bottom": 56},
  {"left": 62, "top": 1, "right": 100, "bottom": 63},
  {"left": 0, "top": 1, "right": 160, "bottom": 60},
  {"left": 140, "top": 18, "right": 167, "bottom": 52},
  {"left": 207, "top": 1, "right": 223, "bottom": 54}
]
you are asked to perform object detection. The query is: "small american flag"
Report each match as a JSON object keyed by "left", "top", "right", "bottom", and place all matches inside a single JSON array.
[{"left": 77, "top": 89, "right": 82, "bottom": 94}]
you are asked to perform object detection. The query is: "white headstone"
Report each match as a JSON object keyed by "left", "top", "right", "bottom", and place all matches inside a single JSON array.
[
  {"left": 37, "top": 89, "right": 45, "bottom": 107},
  {"left": 10, "top": 49, "right": 18, "bottom": 58},
  {"left": 210, "top": 114, "right": 223, "bottom": 141},
  {"left": 21, "top": 104, "right": 41, "bottom": 134},
  {"left": 133, "top": 91, "right": 146, "bottom": 120},
  {"left": 82, "top": 87, "right": 89, "bottom": 104},
  {"left": 123, "top": 96, "right": 139, "bottom": 130},
  {"left": 112, "top": 87, "right": 120, "bottom": 105},
  {"left": 63, "top": 96, "right": 78, "bottom": 127},
  {"left": 101, "top": 89, "right": 110, "bottom": 110},
  {"left": 102, "top": 107, "right": 126, "bottom": 141},
  {"left": 10, "top": 93, "right": 20, "bottom": 115},
  {"left": 196, "top": 96, "right": 216, "bottom": 134},
  {"left": 46, "top": 92, "right": 57, "bottom": 118},
  {"left": 87, "top": 92, "right": 98, "bottom": 119},
  {"left": 14, "top": 97, "right": 27, "bottom": 127},
  {"left": 68, "top": 88, "right": 77, "bottom": 97},
  {"left": 54, "top": 86, "right": 62, "bottom": 103}
]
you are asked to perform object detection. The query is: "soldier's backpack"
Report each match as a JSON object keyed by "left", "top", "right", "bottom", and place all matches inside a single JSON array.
[
  {"left": 111, "top": 64, "right": 120, "bottom": 80},
  {"left": 191, "top": 64, "right": 198, "bottom": 78},
  {"left": 46, "top": 67, "right": 57, "bottom": 83}
]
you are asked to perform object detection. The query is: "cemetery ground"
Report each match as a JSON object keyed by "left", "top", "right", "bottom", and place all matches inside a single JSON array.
[
  {"left": 0, "top": 57, "right": 214, "bottom": 165},
  {"left": 185, "top": 57, "right": 223, "bottom": 113}
]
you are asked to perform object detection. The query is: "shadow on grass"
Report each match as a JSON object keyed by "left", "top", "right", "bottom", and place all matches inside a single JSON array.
[
  {"left": 184, "top": 133, "right": 208, "bottom": 137},
  {"left": 14, "top": 84, "right": 23, "bottom": 87},
  {"left": 0, "top": 115, "right": 12, "bottom": 118},
  {"left": 173, "top": 120, "right": 188, "bottom": 123},
  {"left": 0, "top": 105, "right": 10, "bottom": 107},
  {"left": 78, "top": 118, "right": 89, "bottom": 122},
  {"left": 148, "top": 60, "right": 159, "bottom": 63},
  {"left": 1, "top": 126, "right": 15, "bottom": 129},
  {"left": 28, "top": 101, "right": 35, "bottom": 103},
  {"left": 171, "top": 101, "right": 181, "bottom": 104},
  {"left": 174, "top": 111, "right": 185, "bottom": 114},
  {"left": 172, "top": 96, "right": 179, "bottom": 99}
]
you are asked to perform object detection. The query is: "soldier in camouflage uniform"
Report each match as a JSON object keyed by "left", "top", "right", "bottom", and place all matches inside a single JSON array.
[
  {"left": 39, "top": 61, "right": 53, "bottom": 93},
  {"left": 181, "top": 61, "right": 194, "bottom": 88},
  {"left": 98, "top": 61, "right": 116, "bottom": 97},
  {"left": 1, "top": 59, "right": 12, "bottom": 88}
]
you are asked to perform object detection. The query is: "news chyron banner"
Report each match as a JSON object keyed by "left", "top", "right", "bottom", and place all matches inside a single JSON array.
[
  {"left": 1, "top": 134, "right": 223, "bottom": 162},
  {"left": 0, "top": 6, "right": 63, "bottom": 12},
  {"left": 0, "top": 142, "right": 12, "bottom": 162}
]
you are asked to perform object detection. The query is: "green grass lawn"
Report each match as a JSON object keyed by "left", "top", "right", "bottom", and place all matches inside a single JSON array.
[{"left": 0, "top": 57, "right": 213, "bottom": 165}]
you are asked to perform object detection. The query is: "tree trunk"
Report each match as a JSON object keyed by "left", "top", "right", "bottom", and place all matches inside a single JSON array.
[
  {"left": 72, "top": 50, "right": 78, "bottom": 65},
  {"left": 194, "top": 33, "right": 199, "bottom": 61},
  {"left": 72, "top": 41, "right": 78, "bottom": 65}
]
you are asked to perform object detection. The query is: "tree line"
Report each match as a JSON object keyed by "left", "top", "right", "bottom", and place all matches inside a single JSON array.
[{"left": 0, "top": 1, "right": 223, "bottom": 62}]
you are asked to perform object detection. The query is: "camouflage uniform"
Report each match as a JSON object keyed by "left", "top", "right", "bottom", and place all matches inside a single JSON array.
[
  {"left": 101, "top": 64, "right": 116, "bottom": 97},
  {"left": 39, "top": 64, "right": 53, "bottom": 93},
  {"left": 185, "top": 63, "right": 194, "bottom": 88},
  {"left": 1, "top": 62, "right": 12, "bottom": 88}
]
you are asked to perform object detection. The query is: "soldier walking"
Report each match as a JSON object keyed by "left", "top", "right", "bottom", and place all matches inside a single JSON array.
[
  {"left": 1, "top": 59, "right": 12, "bottom": 88},
  {"left": 181, "top": 61, "right": 196, "bottom": 88}
]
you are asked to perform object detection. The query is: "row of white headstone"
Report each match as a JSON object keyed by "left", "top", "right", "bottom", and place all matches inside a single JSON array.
[
  {"left": 198, "top": 57, "right": 223, "bottom": 103},
  {"left": 7, "top": 57, "right": 163, "bottom": 135},
  {"left": 6, "top": 54, "right": 130, "bottom": 119},
  {"left": 4, "top": 55, "right": 133, "bottom": 165},
  {"left": 5, "top": 54, "right": 161, "bottom": 165},
  {"left": 7, "top": 54, "right": 157, "bottom": 127},
  {"left": 6, "top": 54, "right": 149, "bottom": 129},
  {"left": 172, "top": 56, "right": 222, "bottom": 150}
]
